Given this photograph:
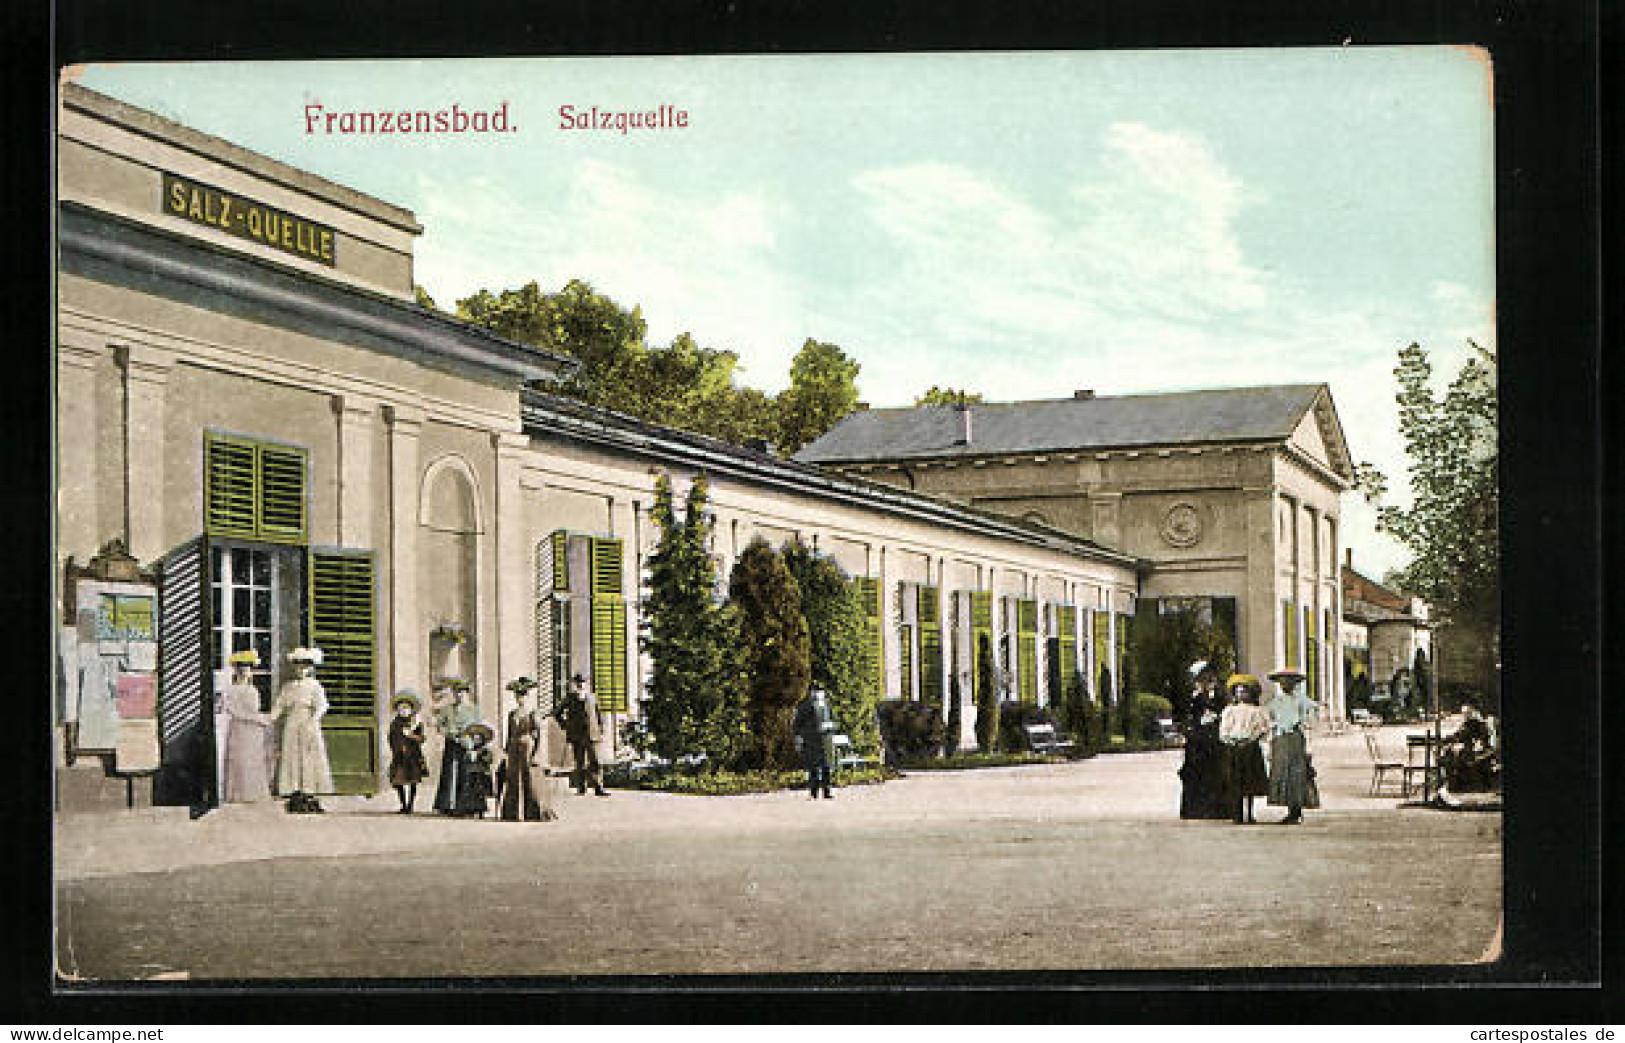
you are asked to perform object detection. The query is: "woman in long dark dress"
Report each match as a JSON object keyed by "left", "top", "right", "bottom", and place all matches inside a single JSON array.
[
  {"left": 453, "top": 722, "right": 495, "bottom": 818},
  {"left": 387, "top": 689, "right": 429, "bottom": 813},
  {"left": 1177, "top": 661, "right": 1230, "bottom": 819},
  {"left": 431, "top": 685, "right": 479, "bottom": 815},
  {"left": 498, "top": 687, "right": 556, "bottom": 821}
]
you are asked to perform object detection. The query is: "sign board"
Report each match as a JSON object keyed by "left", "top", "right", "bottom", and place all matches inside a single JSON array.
[{"left": 162, "top": 173, "right": 337, "bottom": 267}]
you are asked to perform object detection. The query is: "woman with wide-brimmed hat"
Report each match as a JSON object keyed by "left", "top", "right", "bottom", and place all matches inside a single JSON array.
[
  {"left": 221, "top": 649, "right": 272, "bottom": 804},
  {"left": 272, "top": 647, "right": 333, "bottom": 813},
  {"left": 1265, "top": 667, "right": 1320, "bottom": 824},
  {"left": 498, "top": 677, "right": 557, "bottom": 822},
  {"left": 387, "top": 689, "right": 430, "bottom": 814},
  {"left": 451, "top": 720, "right": 497, "bottom": 818},
  {"left": 431, "top": 680, "right": 480, "bottom": 816},
  {"left": 1218, "top": 673, "right": 1271, "bottom": 824}
]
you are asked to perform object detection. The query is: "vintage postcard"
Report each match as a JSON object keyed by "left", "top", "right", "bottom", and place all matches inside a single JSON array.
[{"left": 53, "top": 50, "right": 1502, "bottom": 982}]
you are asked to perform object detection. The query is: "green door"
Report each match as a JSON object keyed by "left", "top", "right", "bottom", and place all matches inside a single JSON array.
[{"left": 309, "top": 549, "right": 377, "bottom": 795}]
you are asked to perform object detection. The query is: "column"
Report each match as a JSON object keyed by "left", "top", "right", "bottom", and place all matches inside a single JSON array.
[
  {"left": 333, "top": 395, "right": 377, "bottom": 549},
  {"left": 116, "top": 344, "right": 175, "bottom": 564},
  {"left": 384, "top": 404, "right": 424, "bottom": 701}
]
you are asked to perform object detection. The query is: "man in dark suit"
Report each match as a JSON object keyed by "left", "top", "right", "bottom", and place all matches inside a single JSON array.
[
  {"left": 793, "top": 687, "right": 838, "bottom": 799},
  {"left": 563, "top": 673, "right": 608, "bottom": 796}
]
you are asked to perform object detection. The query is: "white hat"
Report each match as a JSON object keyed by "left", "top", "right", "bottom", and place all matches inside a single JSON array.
[{"left": 289, "top": 646, "right": 324, "bottom": 665}]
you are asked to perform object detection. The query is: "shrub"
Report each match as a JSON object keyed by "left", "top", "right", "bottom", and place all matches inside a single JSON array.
[
  {"left": 876, "top": 699, "right": 945, "bottom": 761},
  {"left": 1125, "top": 692, "right": 1174, "bottom": 742},
  {"left": 996, "top": 700, "right": 1055, "bottom": 752}
]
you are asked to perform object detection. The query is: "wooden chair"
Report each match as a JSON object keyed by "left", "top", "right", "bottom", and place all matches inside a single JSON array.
[{"left": 1364, "top": 731, "right": 1407, "bottom": 797}]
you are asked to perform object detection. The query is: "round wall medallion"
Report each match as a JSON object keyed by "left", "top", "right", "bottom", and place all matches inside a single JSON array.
[{"left": 1161, "top": 502, "right": 1203, "bottom": 548}]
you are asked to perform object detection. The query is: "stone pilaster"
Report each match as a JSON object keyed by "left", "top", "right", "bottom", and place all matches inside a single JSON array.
[
  {"left": 115, "top": 344, "right": 175, "bottom": 564},
  {"left": 493, "top": 431, "right": 531, "bottom": 713},
  {"left": 56, "top": 342, "right": 103, "bottom": 564},
  {"left": 384, "top": 404, "right": 424, "bottom": 702},
  {"left": 333, "top": 395, "right": 377, "bottom": 549}
]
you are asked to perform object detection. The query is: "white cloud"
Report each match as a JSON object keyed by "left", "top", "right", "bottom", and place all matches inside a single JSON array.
[{"left": 411, "top": 160, "right": 806, "bottom": 387}]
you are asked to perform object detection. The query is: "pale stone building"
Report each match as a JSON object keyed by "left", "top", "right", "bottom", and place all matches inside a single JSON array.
[
  {"left": 795, "top": 387, "right": 1356, "bottom": 719},
  {"left": 55, "top": 84, "right": 1147, "bottom": 809}
]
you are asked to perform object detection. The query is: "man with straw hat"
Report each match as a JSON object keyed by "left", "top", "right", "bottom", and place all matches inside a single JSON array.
[{"left": 1265, "top": 666, "right": 1319, "bottom": 824}]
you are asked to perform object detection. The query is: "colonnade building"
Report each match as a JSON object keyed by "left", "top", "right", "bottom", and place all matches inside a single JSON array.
[{"left": 54, "top": 84, "right": 1349, "bottom": 809}]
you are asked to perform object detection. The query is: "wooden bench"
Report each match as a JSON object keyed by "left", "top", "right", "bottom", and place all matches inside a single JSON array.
[{"left": 1023, "top": 723, "right": 1075, "bottom": 755}]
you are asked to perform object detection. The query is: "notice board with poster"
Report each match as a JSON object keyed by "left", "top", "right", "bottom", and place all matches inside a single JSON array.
[{"left": 61, "top": 542, "right": 162, "bottom": 775}]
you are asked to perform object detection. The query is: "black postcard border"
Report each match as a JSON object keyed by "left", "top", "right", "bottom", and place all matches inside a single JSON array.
[{"left": 7, "top": 0, "right": 1608, "bottom": 1024}]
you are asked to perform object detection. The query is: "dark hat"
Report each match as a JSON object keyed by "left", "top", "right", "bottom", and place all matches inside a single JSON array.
[
  {"left": 571, "top": 673, "right": 587, "bottom": 685},
  {"left": 463, "top": 721, "right": 495, "bottom": 743}
]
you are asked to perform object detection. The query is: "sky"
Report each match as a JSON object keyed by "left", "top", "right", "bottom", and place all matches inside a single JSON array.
[{"left": 73, "top": 50, "right": 1496, "bottom": 580}]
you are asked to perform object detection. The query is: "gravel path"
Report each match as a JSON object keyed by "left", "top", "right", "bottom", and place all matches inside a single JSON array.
[{"left": 54, "top": 726, "right": 1502, "bottom": 980}]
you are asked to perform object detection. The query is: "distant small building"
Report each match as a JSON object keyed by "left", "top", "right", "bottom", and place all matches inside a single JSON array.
[{"left": 1340, "top": 553, "right": 1431, "bottom": 711}]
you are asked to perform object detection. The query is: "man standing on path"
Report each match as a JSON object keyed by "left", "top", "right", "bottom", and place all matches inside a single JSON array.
[
  {"left": 793, "top": 687, "right": 837, "bottom": 799},
  {"left": 563, "top": 673, "right": 609, "bottom": 797}
]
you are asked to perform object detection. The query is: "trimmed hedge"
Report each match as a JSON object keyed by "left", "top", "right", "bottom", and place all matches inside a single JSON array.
[{"left": 608, "top": 764, "right": 894, "bottom": 795}]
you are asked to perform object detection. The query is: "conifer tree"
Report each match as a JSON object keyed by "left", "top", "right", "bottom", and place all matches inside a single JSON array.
[
  {"left": 727, "top": 538, "right": 812, "bottom": 769},
  {"left": 640, "top": 475, "right": 741, "bottom": 763}
]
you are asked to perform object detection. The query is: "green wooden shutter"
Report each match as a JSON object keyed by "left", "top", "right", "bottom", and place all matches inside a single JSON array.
[
  {"left": 1283, "top": 599, "right": 1298, "bottom": 668},
  {"left": 918, "top": 586, "right": 942, "bottom": 706},
  {"left": 1017, "top": 598, "right": 1037, "bottom": 703},
  {"left": 204, "top": 433, "right": 307, "bottom": 544},
  {"left": 205, "top": 434, "right": 258, "bottom": 538},
  {"left": 591, "top": 537, "right": 623, "bottom": 595},
  {"left": 970, "top": 591, "right": 993, "bottom": 705},
  {"left": 550, "top": 531, "right": 570, "bottom": 592},
  {"left": 592, "top": 596, "right": 627, "bottom": 713},
  {"left": 258, "top": 443, "right": 308, "bottom": 543},
  {"left": 857, "top": 578, "right": 884, "bottom": 700},
  {"left": 1304, "top": 604, "right": 1317, "bottom": 700},
  {"left": 1092, "top": 609, "right": 1111, "bottom": 692},
  {"left": 899, "top": 624, "right": 914, "bottom": 702},
  {"left": 1057, "top": 605, "right": 1077, "bottom": 696},
  {"left": 309, "top": 549, "right": 376, "bottom": 795},
  {"left": 1116, "top": 612, "right": 1132, "bottom": 696}
]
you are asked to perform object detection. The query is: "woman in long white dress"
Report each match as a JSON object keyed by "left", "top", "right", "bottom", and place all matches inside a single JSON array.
[
  {"left": 272, "top": 646, "right": 333, "bottom": 810},
  {"left": 221, "top": 649, "right": 272, "bottom": 803}
]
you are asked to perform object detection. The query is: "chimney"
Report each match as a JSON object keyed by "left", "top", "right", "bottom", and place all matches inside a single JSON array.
[
  {"left": 1073, "top": 389, "right": 1096, "bottom": 400},
  {"left": 1345, "top": 548, "right": 1353, "bottom": 570},
  {"left": 956, "top": 402, "right": 973, "bottom": 445}
]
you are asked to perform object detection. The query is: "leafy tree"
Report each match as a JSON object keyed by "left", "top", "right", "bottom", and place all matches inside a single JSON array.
[
  {"left": 913, "top": 386, "right": 983, "bottom": 407},
  {"left": 414, "top": 285, "right": 441, "bottom": 312},
  {"left": 727, "top": 538, "right": 812, "bottom": 769},
  {"left": 1356, "top": 341, "right": 1499, "bottom": 702},
  {"left": 640, "top": 475, "right": 743, "bottom": 762},
  {"left": 780, "top": 540, "right": 880, "bottom": 756},
  {"left": 773, "top": 339, "right": 862, "bottom": 454},
  {"left": 455, "top": 279, "right": 866, "bottom": 450},
  {"left": 1129, "top": 606, "right": 1236, "bottom": 731}
]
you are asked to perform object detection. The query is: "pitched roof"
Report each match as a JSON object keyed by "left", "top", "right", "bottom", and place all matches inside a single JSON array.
[
  {"left": 794, "top": 385, "right": 1332, "bottom": 465},
  {"left": 519, "top": 391, "right": 1139, "bottom": 568}
]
